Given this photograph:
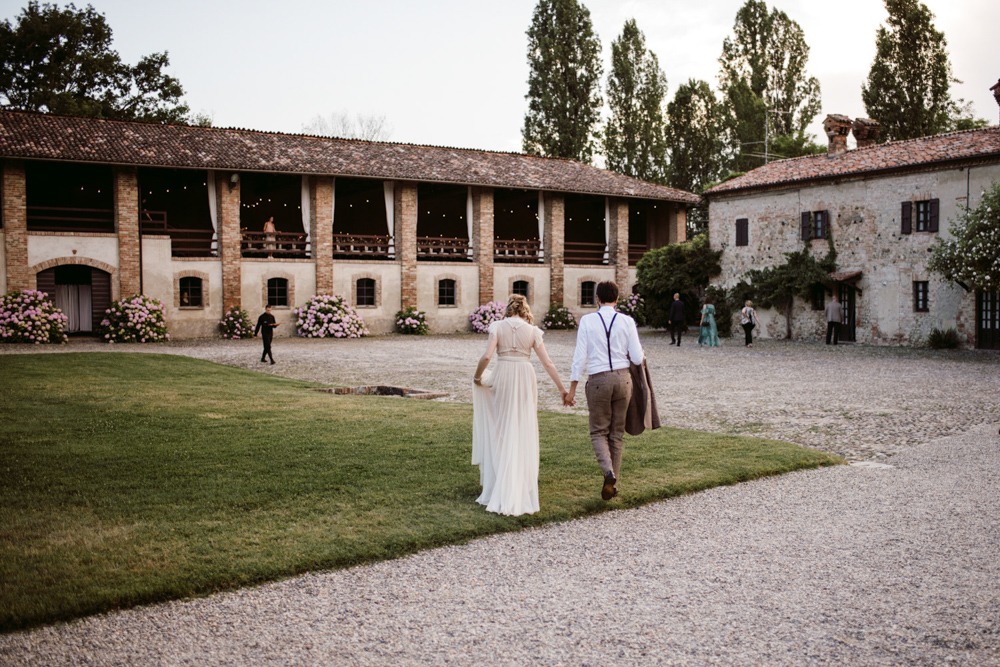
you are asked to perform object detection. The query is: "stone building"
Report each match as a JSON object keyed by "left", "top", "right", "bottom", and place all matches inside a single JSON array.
[
  {"left": 0, "top": 111, "right": 697, "bottom": 337},
  {"left": 704, "top": 116, "right": 1000, "bottom": 350}
]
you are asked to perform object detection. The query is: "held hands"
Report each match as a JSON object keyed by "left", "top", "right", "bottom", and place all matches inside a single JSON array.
[{"left": 562, "top": 388, "right": 576, "bottom": 407}]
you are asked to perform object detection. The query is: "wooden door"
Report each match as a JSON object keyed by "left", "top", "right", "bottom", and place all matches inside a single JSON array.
[{"left": 977, "top": 291, "right": 1000, "bottom": 350}]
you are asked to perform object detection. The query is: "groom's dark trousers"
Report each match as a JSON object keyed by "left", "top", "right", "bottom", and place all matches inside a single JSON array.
[{"left": 585, "top": 368, "right": 632, "bottom": 481}]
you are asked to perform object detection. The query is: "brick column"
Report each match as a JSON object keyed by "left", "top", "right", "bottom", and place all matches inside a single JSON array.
[
  {"left": 608, "top": 197, "right": 629, "bottom": 295},
  {"left": 2, "top": 161, "right": 31, "bottom": 292},
  {"left": 313, "top": 176, "right": 334, "bottom": 295},
  {"left": 544, "top": 192, "right": 565, "bottom": 305},
  {"left": 218, "top": 172, "right": 242, "bottom": 312},
  {"left": 395, "top": 182, "right": 418, "bottom": 309},
  {"left": 472, "top": 187, "right": 494, "bottom": 304},
  {"left": 115, "top": 167, "right": 141, "bottom": 297}
]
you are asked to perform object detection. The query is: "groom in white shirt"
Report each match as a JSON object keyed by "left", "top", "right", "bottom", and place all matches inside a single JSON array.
[{"left": 565, "top": 281, "right": 644, "bottom": 500}]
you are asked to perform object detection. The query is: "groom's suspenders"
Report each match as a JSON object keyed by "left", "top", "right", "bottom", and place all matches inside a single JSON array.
[{"left": 597, "top": 312, "right": 618, "bottom": 372}]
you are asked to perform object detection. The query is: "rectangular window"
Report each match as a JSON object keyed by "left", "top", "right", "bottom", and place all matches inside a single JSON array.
[
  {"left": 356, "top": 278, "right": 375, "bottom": 307},
  {"left": 915, "top": 200, "right": 930, "bottom": 232},
  {"left": 512, "top": 280, "right": 529, "bottom": 299},
  {"left": 735, "top": 218, "right": 749, "bottom": 246},
  {"left": 813, "top": 211, "right": 828, "bottom": 239},
  {"left": 438, "top": 279, "right": 456, "bottom": 306},
  {"left": 581, "top": 281, "right": 596, "bottom": 306},
  {"left": 267, "top": 278, "right": 288, "bottom": 307},
  {"left": 914, "top": 281, "right": 929, "bottom": 312},
  {"left": 179, "top": 277, "right": 203, "bottom": 308}
]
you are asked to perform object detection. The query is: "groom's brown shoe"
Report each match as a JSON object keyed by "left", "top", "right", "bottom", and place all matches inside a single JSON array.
[{"left": 601, "top": 471, "right": 617, "bottom": 500}]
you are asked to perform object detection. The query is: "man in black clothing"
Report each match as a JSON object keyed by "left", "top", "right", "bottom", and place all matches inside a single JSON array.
[
  {"left": 668, "top": 293, "right": 685, "bottom": 346},
  {"left": 254, "top": 304, "right": 279, "bottom": 364}
]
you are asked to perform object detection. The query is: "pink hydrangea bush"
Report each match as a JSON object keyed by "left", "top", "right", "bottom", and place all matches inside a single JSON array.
[
  {"left": 98, "top": 295, "right": 170, "bottom": 343},
  {"left": 394, "top": 306, "right": 429, "bottom": 335},
  {"left": 0, "top": 289, "right": 69, "bottom": 344},
  {"left": 541, "top": 304, "right": 577, "bottom": 330},
  {"left": 219, "top": 307, "right": 254, "bottom": 339},
  {"left": 469, "top": 301, "right": 505, "bottom": 333},
  {"left": 294, "top": 294, "right": 369, "bottom": 338}
]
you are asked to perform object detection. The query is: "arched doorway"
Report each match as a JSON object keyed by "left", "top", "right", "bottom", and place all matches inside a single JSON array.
[{"left": 36, "top": 266, "right": 112, "bottom": 333}]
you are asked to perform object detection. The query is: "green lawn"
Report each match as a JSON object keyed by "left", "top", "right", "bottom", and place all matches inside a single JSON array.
[{"left": 0, "top": 353, "right": 841, "bottom": 631}]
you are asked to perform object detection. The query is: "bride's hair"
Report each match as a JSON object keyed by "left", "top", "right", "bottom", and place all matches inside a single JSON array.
[{"left": 505, "top": 294, "right": 533, "bottom": 324}]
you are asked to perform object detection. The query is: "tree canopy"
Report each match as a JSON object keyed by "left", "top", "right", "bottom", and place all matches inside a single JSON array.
[
  {"left": 635, "top": 233, "right": 722, "bottom": 328},
  {"left": 0, "top": 1, "right": 192, "bottom": 124},
  {"left": 664, "top": 79, "right": 729, "bottom": 194},
  {"left": 521, "top": 0, "right": 603, "bottom": 163},
  {"left": 717, "top": 0, "right": 822, "bottom": 172},
  {"left": 928, "top": 181, "right": 1000, "bottom": 293},
  {"left": 603, "top": 19, "right": 667, "bottom": 183}
]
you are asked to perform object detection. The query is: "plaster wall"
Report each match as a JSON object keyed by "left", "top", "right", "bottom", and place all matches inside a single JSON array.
[
  {"left": 140, "top": 236, "right": 225, "bottom": 339},
  {"left": 416, "top": 263, "right": 478, "bottom": 332},
  {"left": 564, "top": 265, "right": 615, "bottom": 321},
  {"left": 493, "top": 265, "right": 551, "bottom": 316},
  {"left": 241, "top": 261, "right": 316, "bottom": 337},
  {"left": 708, "top": 162, "right": 999, "bottom": 346},
  {"left": 28, "top": 234, "right": 119, "bottom": 270},
  {"left": 332, "top": 260, "right": 401, "bottom": 334}
]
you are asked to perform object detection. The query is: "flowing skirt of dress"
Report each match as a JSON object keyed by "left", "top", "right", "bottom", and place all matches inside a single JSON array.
[
  {"left": 698, "top": 313, "right": 720, "bottom": 347},
  {"left": 471, "top": 357, "right": 540, "bottom": 516}
]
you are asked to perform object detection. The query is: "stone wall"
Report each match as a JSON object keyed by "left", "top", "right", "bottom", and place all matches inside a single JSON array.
[{"left": 708, "top": 162, "right": 1000, "bottom": 346}]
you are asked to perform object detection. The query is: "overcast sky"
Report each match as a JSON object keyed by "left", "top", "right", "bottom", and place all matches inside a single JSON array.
[{"left": 2, "top": 0, "right": 997, "bottom": 155}]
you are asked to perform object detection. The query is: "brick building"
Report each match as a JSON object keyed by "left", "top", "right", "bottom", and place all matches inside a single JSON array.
[
  {"left": 704, "top": 116, "right": 1000, "bottom": 349},
  {"left": 0, "top": 112, "right": 697, "bottom": 337}
]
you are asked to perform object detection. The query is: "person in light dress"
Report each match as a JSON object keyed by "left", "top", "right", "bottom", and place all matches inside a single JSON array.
[{"left": 472, "top": 295, "right": 569, "bottom": 516}]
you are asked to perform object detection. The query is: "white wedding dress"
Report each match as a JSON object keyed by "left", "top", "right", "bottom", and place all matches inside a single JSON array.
[{"left": 472, "top": 317, "right": 543, "bottom": 516}]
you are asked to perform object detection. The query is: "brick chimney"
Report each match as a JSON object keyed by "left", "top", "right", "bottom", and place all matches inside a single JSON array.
[
  {"left": 823, "top": 114, "right": 852, "bottom": 154},
  {"left": 991, "top": 79, "right": 1000, "bottom": 124},
  {"left": 852, "top": 118, "right": 880, "bottom": 148}
]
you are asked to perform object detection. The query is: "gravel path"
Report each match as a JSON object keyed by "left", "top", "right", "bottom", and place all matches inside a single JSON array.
[{"left": 1, "top": 334, "right": 998, "bottom": 664}]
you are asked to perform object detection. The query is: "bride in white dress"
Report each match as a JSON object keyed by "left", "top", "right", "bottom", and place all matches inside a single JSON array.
[{"left": 472, "top": 295, "right": 569, "bottom": 516}]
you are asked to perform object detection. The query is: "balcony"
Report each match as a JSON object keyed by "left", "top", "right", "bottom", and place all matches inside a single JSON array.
[
  {"left": 417, "top": 236, "right": 471, "bottom": 261},
  {"left": 629, "top": 243, "right": 649, "bottom": 266},
  {"left": 332, "top": 233, "right": 393, "bottom": 260},
  {"left": 564, "top": 241, "right": 608, "bottom": 265},
  {"left": 28, "top": 206, "right": 114, "bottom": 233},
  {"left": 241, "top": 231, "right": 309, "bottom": 259},
  {"left": 141, "top": 212, "right": 215, "bottom": 257},
  {"left": 494, "top": 239, "right": 541, "bottom": 263}
]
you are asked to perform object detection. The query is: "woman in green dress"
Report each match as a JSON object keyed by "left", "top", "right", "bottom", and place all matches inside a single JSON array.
[{"left": 698, "top": 296, "right": 720, "bottom": 347}]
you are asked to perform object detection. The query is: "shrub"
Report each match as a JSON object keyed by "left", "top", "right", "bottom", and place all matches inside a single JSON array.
[
  {"left": 616, "top": 293, "right": 646, "bottom": 326},
  {"left": 98, "top": 295, "right": 170, "bottom": 343},
  {"left": 469, "top": 301, "right": 505, "bottom": 333},
  {"left": 0, "top": 289, "right": 68, "bottom": 344},
  {"left": 219, "top": 307, "right": 254, "bottom": 339},
  {"left": 395, "top": 306, "right": 429, "bottom": 335},
  {"left": 541, "top": 304, "right": 577, "bottom": 330},
  {"left": 294, "top": 294, "right": 369, "bottom": 338},
  {"left": 927, "top": 327, "right": 960, "bottom": 349}
]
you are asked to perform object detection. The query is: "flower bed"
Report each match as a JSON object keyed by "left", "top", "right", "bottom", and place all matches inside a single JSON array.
[
  {"left": 294, "top": 295, "right": 369, "bottom": 338},
  {"left": 469, "top": 301, "right": 505, "bottom": 333},
  {"left": 98, "top": 295, "right": 170, "bottom": 343},
  {"left": 541, "top": 304, "right": 577, "bottom": 330},
  {"left": 616, "top": 293, "right": 646, "bottom": 326},
  {"left": 219, "top": 307, "right": 254, "bottom": 339},
  {"left": 0, "top": 290, "right": 68, "bottom": 344}
]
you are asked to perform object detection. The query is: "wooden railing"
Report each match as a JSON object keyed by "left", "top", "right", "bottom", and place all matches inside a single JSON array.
[
  {"left": 27, "top": 206, "right": 114, "bottom": 232},
  {"left": 564, "top": 241, "right": 608, "bottom": 265},
  {"left": 494, "top": 238, "right": 541, "bottom": 263},
  {"left": 629, "top": 243, "right": 649, "bottom": 265},
  {"left": 417, "top": 236, "right": 471, "bottom": 261},
  {"left": 332, "top": 233, "right": 392, "bottom": 259},
  {"left": 141, "top": 212, "right": 216, "bottom": 257},
  {"left": 241, "top": 231, "right": 309, "bottom": 258}
]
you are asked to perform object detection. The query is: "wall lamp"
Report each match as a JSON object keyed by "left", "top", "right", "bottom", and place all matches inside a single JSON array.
[{"left": 229, "top": 173, "right": 240, "bottom": 191}]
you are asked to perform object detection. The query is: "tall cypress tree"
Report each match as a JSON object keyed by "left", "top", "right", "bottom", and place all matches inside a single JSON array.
[
  {"left": 861, "top": 0, "right": 960, "bottom": 142},
  {"left": 603, "top": 19, "right": 667, "bottom": 183},
  {"left": 665, "top": 79, "right": 729, "bottom": 194},
  {"left": 521, "top": 0, "right": 603, "bottom": 163},
  {"left": 718, "top": 0, "right": 821, "bottom": 171}
]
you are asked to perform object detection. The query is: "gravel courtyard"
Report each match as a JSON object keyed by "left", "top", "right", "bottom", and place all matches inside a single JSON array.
[{"left": 1, "top": 332, "right": 998, "bottom": 665}]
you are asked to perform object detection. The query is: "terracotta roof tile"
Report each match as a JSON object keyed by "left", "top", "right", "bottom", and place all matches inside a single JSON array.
[
  {"left": 705, "top": 126, "right": 1000, "bottom": 197},
  {"left": 0, "top": 111, "right": 699, "bottom": 204}
]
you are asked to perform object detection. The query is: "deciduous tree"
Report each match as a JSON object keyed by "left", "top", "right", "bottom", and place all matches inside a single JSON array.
[
  {"left": 664, "top": 79, "right": 728, "bottom": 194},
  {"left": 0, "top": 1, "right": 190, "bottom": 124},
  {"left": 521, "top": 0, "right": 603, "bottom": 163},
  {"left": 604, "top": 19, "right": 667, "bottom": 183},
  {"left": 636, "top": 233, "right": 722, "bottom": 328},
  {"left": 303, "top": 111, "right": 393, "bottom": 141},
  {"left": 928, "top": 181, "right": 1000, "bottom": 293}
]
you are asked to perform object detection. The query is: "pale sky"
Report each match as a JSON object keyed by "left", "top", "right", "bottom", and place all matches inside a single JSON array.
[{"left": 2, "top": 0, "right": 997, "bottom": 155}]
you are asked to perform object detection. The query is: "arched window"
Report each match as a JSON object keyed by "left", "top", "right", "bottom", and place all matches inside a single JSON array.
[
  {"left": 512, "top": 280, "right": 529, "bottom": 300},
  {"left": 179, "top": 276, "right": 203, "bottom": 307},
  {"left": 581, "top": 281, "right": 596, "bottom": 307},
  {"left": 267, "top": 278, "right": 288, "bottom": 307},
  {"left": 438, "top": 279, "right": 456, "bottom": 306},
  {"left": 356, "top": 278, "right": 376, "bottom": 307}
]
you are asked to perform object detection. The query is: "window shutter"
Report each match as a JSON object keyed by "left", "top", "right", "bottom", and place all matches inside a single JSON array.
[
  {"left": 820, "top": 210, "right": 830, "bottom": 239},
  {"left": 91, "top": 269, "right": 112, "bottom": 325},
  {"left": 929, "top": 198, "right": 939, "bottom": 232},
  {"left": 901, "top": 201, "right": 912, "bottom": 234},
  {"left": 736, "top": 218, "right": 748, "bottom": 246},
  {"left": 801, "top": 212, "right": 811, "bottom": 240}
]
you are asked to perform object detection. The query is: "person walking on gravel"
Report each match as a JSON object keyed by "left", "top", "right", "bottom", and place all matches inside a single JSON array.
[
  {"left": 565, "top": 281, "right": 644, "bottom": 501},
  {"left": 825, "top": 294, "right": 843, "bottom": 345},
  {"left": 254, "top": 304, "right": 280, "bottom": 364}
]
